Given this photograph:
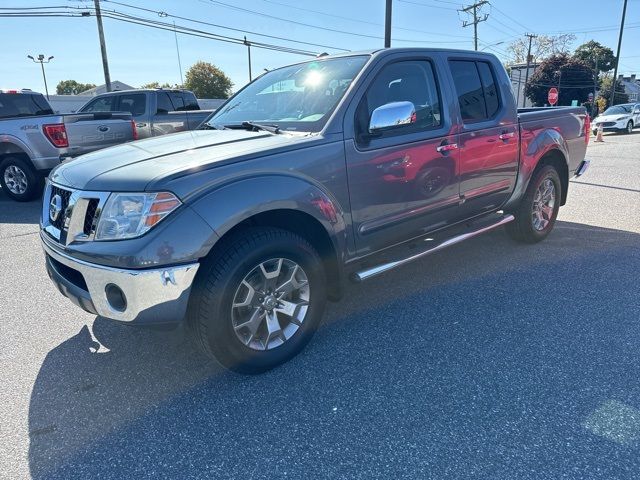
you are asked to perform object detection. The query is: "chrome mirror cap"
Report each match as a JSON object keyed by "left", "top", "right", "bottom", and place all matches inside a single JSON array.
[{"left": 369, "top": 101, "right": 416, "bottom": 134}]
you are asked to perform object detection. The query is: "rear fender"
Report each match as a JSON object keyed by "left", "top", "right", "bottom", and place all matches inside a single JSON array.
[{"left": 504, "top": 128, "right": 569, "bottom": 210}]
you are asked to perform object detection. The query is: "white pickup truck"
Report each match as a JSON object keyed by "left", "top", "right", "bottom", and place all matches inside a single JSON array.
[{"left": 0, "top": 89, "right": 136, "bottom": 201}]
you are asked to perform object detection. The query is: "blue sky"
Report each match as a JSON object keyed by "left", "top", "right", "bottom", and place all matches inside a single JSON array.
[{"left": 1, "top": 0, "right": 639, "bottom": 94}]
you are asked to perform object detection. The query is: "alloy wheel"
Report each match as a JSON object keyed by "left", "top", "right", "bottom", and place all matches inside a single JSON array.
[
  {"left": 231, "top": 258, "right": 310, "bottom": 351},
  {"left": 3, "top": 165, "right": 28, "bottom": 195},
  {"left": 531, "top": 178, "right": 556, "bottom": 231}
]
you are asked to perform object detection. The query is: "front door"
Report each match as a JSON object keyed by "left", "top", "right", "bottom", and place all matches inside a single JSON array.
[{"left": 344, "top": 57, "right": 460, "bottom": 255}]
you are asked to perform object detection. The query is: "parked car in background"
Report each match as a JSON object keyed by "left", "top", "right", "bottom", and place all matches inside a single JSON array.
[
  {"left": 592, "top": 103, "right": 640, "bottom": 135},
  {"left": 41, "top": 49, "right": 590, "bottom": 373},
  {"left": 78, "top": 89, "right": 215, "bottom": 139},
  {"left": 0, "top": 89, "right": 136, "bottom": 201}
]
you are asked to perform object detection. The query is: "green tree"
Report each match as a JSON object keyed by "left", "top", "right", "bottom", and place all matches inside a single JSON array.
[
  {"left": 573, "top": 40, "right": 616, "bottom": 73},
  {"left": 525, "top": 54, "right": 595, "bottom": 106},
  {"left": 140, "top": 82, "right": 173, "bottom": 89},
  {"left": 598, "top": 75, "right": 629, "bottom": 106},
  {"left": 56, "top": 80, "right": 96, "bottom": 95},
  {"left": 184, "top": 61, "right": 233, "bottom": 99}
]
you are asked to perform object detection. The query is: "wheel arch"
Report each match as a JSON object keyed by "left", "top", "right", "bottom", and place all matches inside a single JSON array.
[
  {"left": 190, "top": 175, "right": 349, "bottom": 301},
  {"left": 0, "top": 140, "right": 32, "bottom": 164}
]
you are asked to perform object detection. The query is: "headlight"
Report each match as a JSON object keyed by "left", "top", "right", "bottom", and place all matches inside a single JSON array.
[
  {"left": 95, "top": 192, "right": 181, "bottom": 240},
  {"left": 617, "top": 117, "right": 627, "bottom": 121}
]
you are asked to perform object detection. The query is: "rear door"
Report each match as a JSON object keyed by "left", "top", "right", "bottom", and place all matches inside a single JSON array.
[
  {"left": 115, "top": 93, "right": 149, "bottom": 138},
  {"left": 152, "top": 92, "right": 189, "bottom": 136},
  {"left": 447, "top": 58, "right": 518, "bottom": 217},
  {"left": 344, "top": 54, "right": 461, "bottom": 254}
]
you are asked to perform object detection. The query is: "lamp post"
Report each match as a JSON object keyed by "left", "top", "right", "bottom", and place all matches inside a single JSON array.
[{"left": 27, "top": 54, "right": 54, "bottom": 99}]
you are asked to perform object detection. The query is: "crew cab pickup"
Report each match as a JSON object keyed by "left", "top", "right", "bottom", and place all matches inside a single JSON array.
[
  {"left": 78, "top": 89, "right": 215, "bottom": 139},
  {"left": 41, "top": 49, "right": 590, "bottom": 373},
  {"left": 0, "top": 90, "right": 136, "bottom": 201}
]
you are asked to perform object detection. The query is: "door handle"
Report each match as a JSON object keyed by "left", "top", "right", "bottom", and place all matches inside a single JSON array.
[
  {"left": 436, "top": 143, "right": 458, "bottom": 154},
  {"left": 499, "top": 132, "right": 515, "bottom": 141},
  {"left": 136, "top": 123, "right": 147, "bottom": 128}
]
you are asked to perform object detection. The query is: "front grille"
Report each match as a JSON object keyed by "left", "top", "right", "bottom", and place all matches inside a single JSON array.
[
  {"left": 602, "top": 122, "right": 616, "bottom": 127},
  {"left": 50, "top": 185, "right": 72, "bottom": 230},
  {"left": 83, "top": 199, "right": 100, "bottom": 235}
]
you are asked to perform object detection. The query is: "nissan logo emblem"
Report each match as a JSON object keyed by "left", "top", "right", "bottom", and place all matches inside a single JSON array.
[
  {"left": 98, "top": 125, "right": 110, "bottom": 132},
  {"left": 49, "top": 194, "right": 62, "bottom": 222}
]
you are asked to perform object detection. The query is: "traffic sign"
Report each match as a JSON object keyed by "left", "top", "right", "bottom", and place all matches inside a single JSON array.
[{"left": 548, "top": 88, "right": 559, "bottom": 106}]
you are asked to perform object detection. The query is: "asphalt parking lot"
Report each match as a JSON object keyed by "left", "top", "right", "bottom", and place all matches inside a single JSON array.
[{"left": 1, "top": 132, "right": 639, "bottom": 479}]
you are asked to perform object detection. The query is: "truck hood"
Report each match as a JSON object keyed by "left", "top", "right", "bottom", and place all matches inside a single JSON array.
[{"left": 49, "top": 129, "right": 312, "bottom": 193}]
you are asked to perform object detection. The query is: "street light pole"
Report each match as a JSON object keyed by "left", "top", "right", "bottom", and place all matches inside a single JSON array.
[
  {"left": 384, "top": 0, "right": 392, "bottom": 48},
  {"left": 27, "top": 54, "right": 54, "bottom": 99}
]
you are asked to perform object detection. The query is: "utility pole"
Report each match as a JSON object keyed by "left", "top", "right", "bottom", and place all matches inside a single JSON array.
[
  {"left": 93, "top": 0, "right": 112, "bottom": 92},
  {"left": 244, "top": 36, "right": 252, "bottom": 82},
  {"left": 27, "top": 54, "right": 54, "bottom": 99},
  {"left": 384, "top": 0, "right": 392, "bottom": 48},
  {"left": 522, "top": 33, "right": 537, "bottom": 108},
  {"left": 556, "top": 68, "right": 563, "bottom": 106},
  {"left": 460, "top": 1, "right": 489, "bottom": 51},
  {"left": 610, "top": 0, "right": 628, "bottom": 107}
]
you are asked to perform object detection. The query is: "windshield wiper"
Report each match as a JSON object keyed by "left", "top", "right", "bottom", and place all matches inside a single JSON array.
[{"left": 241, "top": 121, "right": 281, "bottom": 134}]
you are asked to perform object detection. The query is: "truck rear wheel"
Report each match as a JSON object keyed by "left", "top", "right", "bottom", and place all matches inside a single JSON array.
[
  {"left": 506, "top": 165, "right": 561, "bottom": 243},
  {"left": 186, "top": 227, "right": 326, "bottom": 374},
  {"left": 0, "top": 156, "right": 43, "bottom": 202}
]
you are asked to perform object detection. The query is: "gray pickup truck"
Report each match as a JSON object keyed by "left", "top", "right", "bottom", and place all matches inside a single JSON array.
[
  {"left": 41, "top": 49, "right": 590, "bottom": 373},
  {"left": 0, "top": 89, "right": 135, "bottom": 201},
  {"left": 78, "top": 89, "right": 214, "bottom": 139}
]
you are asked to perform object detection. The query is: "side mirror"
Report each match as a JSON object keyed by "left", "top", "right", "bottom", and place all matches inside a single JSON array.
[
  {"left": 369, "top": 101, "right": 416, "bottom": 134},
  {"left": 634, "top": 108, "right": 640, "bottom": 114}
]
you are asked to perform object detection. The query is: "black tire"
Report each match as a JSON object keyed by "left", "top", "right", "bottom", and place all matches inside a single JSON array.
[
  {"left": 506, "top": 165, "right": 561, "bottom": 244},
  {"left": 0, "top": 156, "right": 43, "bottom": 202},
  {"left": 626, "top": 121, "right": 634, "bottom": 134},
  {"left": 186, "top": 226, "right": 326, "bottom": 374}
]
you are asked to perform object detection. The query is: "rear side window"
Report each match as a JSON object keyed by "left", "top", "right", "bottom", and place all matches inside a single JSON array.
[
  {"left": 156, "top": 92, "right": 174, "bottom": 114},
  {"left": 449, "top": 60, "right": 500, "bottom": 123},
  {"left": 182, "top": 92, "right": 200, "bottom": 111},
  {"left": 117, "top": 94, "right": 145, "bottom": 116},
  {"left": 81, "top": 96, "right": 116, "bottom": 113},
  {"left": 0, "top": 93, "right": 53, "bottom": 118}
]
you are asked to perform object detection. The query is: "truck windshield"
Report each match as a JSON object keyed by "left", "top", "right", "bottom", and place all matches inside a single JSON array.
[
  {"left": 205, "top": 55, "right": 369, "bottom": 132},
  {"left": 0, "top": 93, "right": 53, "bottom": 118}
]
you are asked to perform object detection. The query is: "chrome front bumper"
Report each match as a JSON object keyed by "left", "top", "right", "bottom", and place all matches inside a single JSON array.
[{"left": 42, "top": 233, "right": 200, "bottom": 324}]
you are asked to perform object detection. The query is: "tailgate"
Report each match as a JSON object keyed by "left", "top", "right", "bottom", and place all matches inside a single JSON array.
[{"left": 62, "top": 112, "right": 134, "bottom": 156}]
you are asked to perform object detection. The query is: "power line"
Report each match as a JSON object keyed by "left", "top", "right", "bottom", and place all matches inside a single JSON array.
[
  {"left": 262, "top": 0, "right": 470, "bottom": 39},
  {"left": 459, "top": 1, "right": 489, "bottom": 51},
  {"left": 202, "top": 0, "right": 471, "bottom": 44},
  {"left": 101, "top": 0, "right": 350, "bottom": 52}
]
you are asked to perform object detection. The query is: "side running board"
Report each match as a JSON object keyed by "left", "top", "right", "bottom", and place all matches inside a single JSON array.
[{"left": 352, "top": 214, "right": 515, "bottom": 282}]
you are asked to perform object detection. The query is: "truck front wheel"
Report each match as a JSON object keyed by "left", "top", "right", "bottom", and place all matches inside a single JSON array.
[
  {"left": 0, "top": 156, "right": 43, "bottom": 202},
  {"left": 187, "top": 227, "right": 326, "bottom": 374},
  {"left": 506, "top": 165, "right": 561, "bottom": 243}
]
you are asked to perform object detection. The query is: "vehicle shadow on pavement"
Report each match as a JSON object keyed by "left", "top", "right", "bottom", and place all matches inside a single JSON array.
[
  {"left": 28, "top": 221, "right": 640, "bottom": 479},
  {"left": 0, "top": 187, "right": 42, "bottom": 225}
]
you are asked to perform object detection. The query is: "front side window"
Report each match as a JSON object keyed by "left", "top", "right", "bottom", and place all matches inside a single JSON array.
[
  {"left": 80, "top": 96, "right": 116, "bottom": 113},
  {"left": 117, "top": 94, "right": 145, "bottom": 116},
  {"left": 359, "top": 60, "right": 442, "bottom": 136},
  {"left": 168, "top": 92, "right": 186, "bottom": 111},
  {"left": 156, "top": 92, "right": 174, "bottom": 113},
  {"left": 205, "top": 55, "right": 369, "bottom": 132}
]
